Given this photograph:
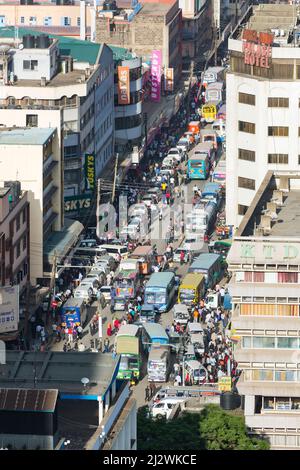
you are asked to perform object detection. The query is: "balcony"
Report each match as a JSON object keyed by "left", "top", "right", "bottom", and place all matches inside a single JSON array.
[
  {"left": 43, "top": 159, "right": 58, "bottom": 177},
  {"left": 43, "top": 185, "right": 58, "bottom": 205},
  {"left": 43, "top": 210, "right": 58, "bottom": 231}
]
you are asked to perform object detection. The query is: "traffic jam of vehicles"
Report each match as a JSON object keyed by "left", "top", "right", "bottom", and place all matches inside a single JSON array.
[{"left": 50, "top": 66, "right": 238, "bottom": 418}]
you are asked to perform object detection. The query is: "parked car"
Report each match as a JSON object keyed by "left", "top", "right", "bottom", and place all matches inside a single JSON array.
[
  {"left": 74, "top": 278, "right": 100, "bottom": 302},
  {"left": 151, "top": 398, "right": 187, "bottom": 419},
  {"left": 173, "top": 247, "right": 190, "bottom": 263}
]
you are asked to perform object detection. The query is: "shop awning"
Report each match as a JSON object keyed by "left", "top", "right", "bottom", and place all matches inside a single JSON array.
[{"left": 43, "top": 218, "right": 84, "bottom": 274}]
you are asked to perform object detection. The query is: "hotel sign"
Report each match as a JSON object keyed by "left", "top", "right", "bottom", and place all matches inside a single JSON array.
[
  {"left": 228, "top": 241, "right": 300, "bottom": 264},
  {"left": 242, "top": 29, "right": 273, "bottom": 69}
]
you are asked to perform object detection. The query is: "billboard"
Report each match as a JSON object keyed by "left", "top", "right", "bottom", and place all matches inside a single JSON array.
[
  {"left": 164, "top": 67, "right": 174, "bottom": 92},
  {"left": 242, "top": 29, "right": 273, "bottom": 69},
  {"left": 85, "top": 154, "right": 95, "bottom": 192},
  {"left": 0, "top": 285, "right": 19, "bottom": 334},
  {"left": 64, "top": 194, "right": 92, "bottom": 215},
  {"left": 151, "top": 50, "right": 162, "bottom": 102},
  {"left": 117, "top": 66, "right": 130, "bottom": 105},
  {"left": 218, "top": 376, "right": 232, "bottom": 392}
]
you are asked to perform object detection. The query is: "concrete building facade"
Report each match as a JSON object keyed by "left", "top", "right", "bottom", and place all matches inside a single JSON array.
[
  {"left": 95, "top": 1, "right": 182, "bottom": 87},
  {"left": 228, "top": 171, "right": 300, "bottom": 449},
  {"left": 226, "top": 3, "right": 300, "bottom": 228},
  {"left": 0, "top": 182, "right": 29, "bottom": 292},
  {"left": 0, "top": 127, "right": 62, "bottom": 282},
  {"left": 0, "top": 27, "right": 115, "bottom": 197}
]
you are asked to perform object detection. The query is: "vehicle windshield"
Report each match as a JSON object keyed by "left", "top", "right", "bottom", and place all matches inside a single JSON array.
[
  {"left": 120, "top": 357, "right": 139, "bottom": 370},
  {"left": 148, "top": 361, "right": 166, "bottom": 371},
  {"left": 179, "top": 289, "right": 195, "bottom": 300},
  {"left": 145, "top": 289, "right": 166, "bottom": 305},
  {"left": 190, "top": 161, "right": 205, "bottom": 168}
]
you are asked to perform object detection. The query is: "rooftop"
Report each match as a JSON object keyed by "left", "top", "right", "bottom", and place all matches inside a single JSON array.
[
  {"left": 139, "top": 2, "right": 174, "bottom": 15},
  {"left": 232, "top": 3, "right": 300, "bottom": 47},
  {"left": 0, "top": 351, "right": 120, "bottom": 397},
  {"left": 109, "top": 44, "right": 135, "bottom": 62},
  {"left": 0, "top": 388, "right": 58, "bottom": 413},
  {"left": 0, "top": 127, "right": 56, "bottom": 145},
  {"left": 0, "top": 26, "right": 102, "bottom": 64},
  {"left": 236, "top": 171, "right": 300, "bottom": 238}
]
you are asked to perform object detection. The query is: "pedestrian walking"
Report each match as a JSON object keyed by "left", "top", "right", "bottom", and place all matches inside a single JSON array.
[
  {"left": 104, "top": 338, "right": 110, "bottom": 353},
  {"left": 145, "top": 385, "right": 150, "bottom": 402},
  {"left": 150, "top": 382, "right": 156, "bottom": 398}
]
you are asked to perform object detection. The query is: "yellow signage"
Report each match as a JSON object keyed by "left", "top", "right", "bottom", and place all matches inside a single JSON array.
[{"left": 218, "top": 376, "right": 232, "bottom": 392}]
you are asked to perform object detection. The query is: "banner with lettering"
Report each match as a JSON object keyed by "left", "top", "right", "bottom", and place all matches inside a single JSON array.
[
  {"left": 151, "top": 50, "right": 162, "bottom": 103},
  {"left": 164, "top": 67, "right": 174, "bottom": 92},
  {"left": 85, "top": 154, "right": 95, "bottom": 192},
  {"left": 117, "top": 66, "right": 130, "bottom": 105}
]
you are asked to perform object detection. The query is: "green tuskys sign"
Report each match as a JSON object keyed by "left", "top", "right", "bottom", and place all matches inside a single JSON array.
[{"left": 64, "top": 194, "right": 93, "bottom": 214}]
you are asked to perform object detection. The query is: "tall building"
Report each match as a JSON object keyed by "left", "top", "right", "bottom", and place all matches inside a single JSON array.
[
  {"left": 228, "top": 171, "right": 300, "bottom": 450},
  {"left": 0, "top": 127, "right": 64, "bottom": 283},
  {"left": 179, "top": 0, "right": 212, "bottom": 71},
  {"left": 0, "top": 27, "right": 115, "bottom": 197},
  {"left": 226, "top": 3, "right": 300, "bottom": 228},
  {"left": 110, "top": 46, "right": 143, "bottom": 152},
  {"left": 0, "top": 182, "right": 29, "bottom": 292},
  {"left": 95, "top": 0, "right": 182, "bottom": 87},
  {"left": 0, "top": 0, "right": 94, "bottom": 40}
]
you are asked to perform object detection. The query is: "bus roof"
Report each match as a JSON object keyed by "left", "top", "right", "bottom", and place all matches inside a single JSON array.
[
  {"left": 203, "top": 182, "right": 220, "bottom": 193},
  {"left": 146, "top": 272, "right": 174, "bottom": 288},
  {"left": 131, "top": 245, "right": 153, "bottom": 257},
  {"left": 188, "top": 153, "right": 208, "bottom": 161},
  {"left": 148, "top": 346, "right": 169, "bottom": 360},
  {"left": 180, "top": 273, "right": 205, "bottom": 288},
  {"left": 200, "top": 129, "right": 217, "bottom": 136},
  {"left": 117, "top": 324, "right": 139, "bottom": 337},
  {"left": 206, "top": 82, "right": 224, "bottom": 90},
  {"left": 143, "top": 323, "right": 169, "bottom": 341},
  {"left": 62, "top": 298, "right": 85, "bottom": 309},
  {"left": 190, "top": 253, "right": 221, "bottom": 270}
]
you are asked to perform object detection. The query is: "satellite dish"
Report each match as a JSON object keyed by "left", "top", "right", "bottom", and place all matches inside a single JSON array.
[
  {"left": 81, "top": 377, "right": 90, "bottom": 387},
  {"left": 19, "top": 43, "right": 24, "bottom": 50}
]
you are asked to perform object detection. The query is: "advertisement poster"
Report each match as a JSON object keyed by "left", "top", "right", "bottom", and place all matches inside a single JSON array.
[
  {"left": 151, "top": 50, "right": 162, "bottom": 102},
  {"left": 117, "top": 66, "right": 130, "bottom": 105},
  {"left": 0, "top": 285, "right": 19, "bottom": 334},
  {"left": 64, "top": 194, "right": 92, "bottom": 216},
  {"left": 164, "top": 67, "right": 174, "bottom": 92},
  {"left": 85, "top": 154, "right": 95, "bottom": 192}
]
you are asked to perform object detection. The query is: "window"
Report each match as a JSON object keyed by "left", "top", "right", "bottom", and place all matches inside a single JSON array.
[
  {"left": 238, "top": 92, "right": 255, "bottom": 105},
  {"left": 77, "top": 17, "right": 80, "bottom": 26},
  {"left": 268, "top": 154, "right": 288, "bottom": 164},
  {"left": 238, "top": 148, "right": 255, "bottom": 162},
  {"left": 277, "top": 337, "right": 298, "bottom": 349},
  {"left": 263, "top": 397, "right": 275, "bottom": 410},
  {"left": 20, "top": 17, "right": 25, "bottom": 24},
  {"left": 61, "top": 17, "right": 71, "bottom": 26},
  {"left": 278, "top": 272, "right": 298, "bottom": 283},
  {"left": 23, "top": 60, "right": 38, "bottom": 71},
  {"left": 238, "top": 120, "right": 255, "bottom": 134},
  {"left": 242, "top": 336, "right": 252, "bottom": 348},
  {"left": 238, "top": 204, "right": 249, "bottom": 216},
  {"left": 23, "top": 234, "right": 27, "bottom": 251},
  {"left": 268, "top": 126, "right": 288, "bottom": 136},
  {"left": 16, "top": 241, "right": 20, "bottom": 259},
  {"left": 29, "top": 16, "right": 37, "bottom": 25},
  {"left": 44, "top": 16, "right": 52, "bottom": 26},
  {"left": 22, "top": 208, "right": 26, "bottom": 224},
  {"left": 253, "top": 337, "right": 275, "bottom": 348},
  {"left": 268, "top": 97, "right": 289, "bottom": 107},
  {"left": 26, "top": 114, "right": 38, "bottom": 127},
  {"left": 238, "top": 176, "right": 255, "bottom": 190},
  {"left": 275, "top": 370, "right": 296, "bottom": 382},
  {"left": 16, "top": 214, "right": 20, "bottom": 231}
]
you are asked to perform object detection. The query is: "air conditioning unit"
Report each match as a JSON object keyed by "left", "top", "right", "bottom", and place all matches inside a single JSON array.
[{"left": 40, "top": 77, "right": 47, "bottom": 86}]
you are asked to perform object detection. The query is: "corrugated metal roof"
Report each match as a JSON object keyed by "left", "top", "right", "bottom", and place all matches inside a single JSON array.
[
  {"left": 0, "top": 127, "right": 56, "bottom": 145},
  {"left": 0, "top": 388, "right": 58, "bottom": 412}
]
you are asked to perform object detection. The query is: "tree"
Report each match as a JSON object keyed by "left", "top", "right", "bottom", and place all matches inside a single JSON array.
[
  {"left": 137, "top": 404, "right": 270, "bottom": 450},
  {"left": 198, "top": 405, "right": 270, "bottom": 450}
]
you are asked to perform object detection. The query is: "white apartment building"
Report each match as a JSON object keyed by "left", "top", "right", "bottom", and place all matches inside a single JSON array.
[
  {"left": 226, "top": 3, "right": 300, "bottom": 228},
  {"left": 228, "top": 171, "right": 300, "bottom": 449},
  {"left": 0, "top": 27, "right": 114, "bottom": 197},
  {"left": 0, "top": 127, "right": 62, "bottom": 282}
]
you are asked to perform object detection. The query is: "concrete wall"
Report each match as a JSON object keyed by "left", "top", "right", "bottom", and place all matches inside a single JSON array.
[{"left": 226, "top": 72, "right": 300, "bottom": 227}]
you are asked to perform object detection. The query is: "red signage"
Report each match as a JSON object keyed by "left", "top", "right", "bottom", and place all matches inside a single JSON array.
[
  {"left": 242, "top": 29, "right": 273, "bottom": 69},
  {"left": 242, "top": 29, "right": 273, "bottom": 45},
  {"left": 117, "top": 66, "right": 130, "bottom": 105},
  {"left": 243, "top": 42, "right": 271, "bottom": 68}
]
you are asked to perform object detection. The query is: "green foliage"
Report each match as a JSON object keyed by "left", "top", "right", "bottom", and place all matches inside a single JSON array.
[
  {"left": 199, "top": 405, "right": 270, "bottom": 450},
  {"left": 137, "top": 404, "right": 270, "bottom": 451}
]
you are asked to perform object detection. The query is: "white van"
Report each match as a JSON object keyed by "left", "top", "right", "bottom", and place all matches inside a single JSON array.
[
  {"left": 98, "top": 244, "right": 128, "bottom": 260},
  {"left": 151, "top": 398, "right": 186, "bottom": 420}
]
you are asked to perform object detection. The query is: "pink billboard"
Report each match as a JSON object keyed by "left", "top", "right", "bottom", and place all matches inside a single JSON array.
[{"left": 150, "top": 50, "right": 162, "bottom": 103}]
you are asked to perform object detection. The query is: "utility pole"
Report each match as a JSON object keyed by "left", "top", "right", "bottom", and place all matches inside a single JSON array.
[
  {"left": 111, "top": 153, "right": 119, "bottom": 204},
  {"left": 46, "top": 251, "right": 57, "bottom": 326},
  {"left": 24, "top": 279, "right": 31, "bottom": 349},
  {"left": 96, "top": 178, "right": 101, "bottom": 239}
]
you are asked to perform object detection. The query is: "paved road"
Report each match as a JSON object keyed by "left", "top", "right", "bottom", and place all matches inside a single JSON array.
[{"left": 50, "top": 142, "right": 225, "bottom": 410}]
